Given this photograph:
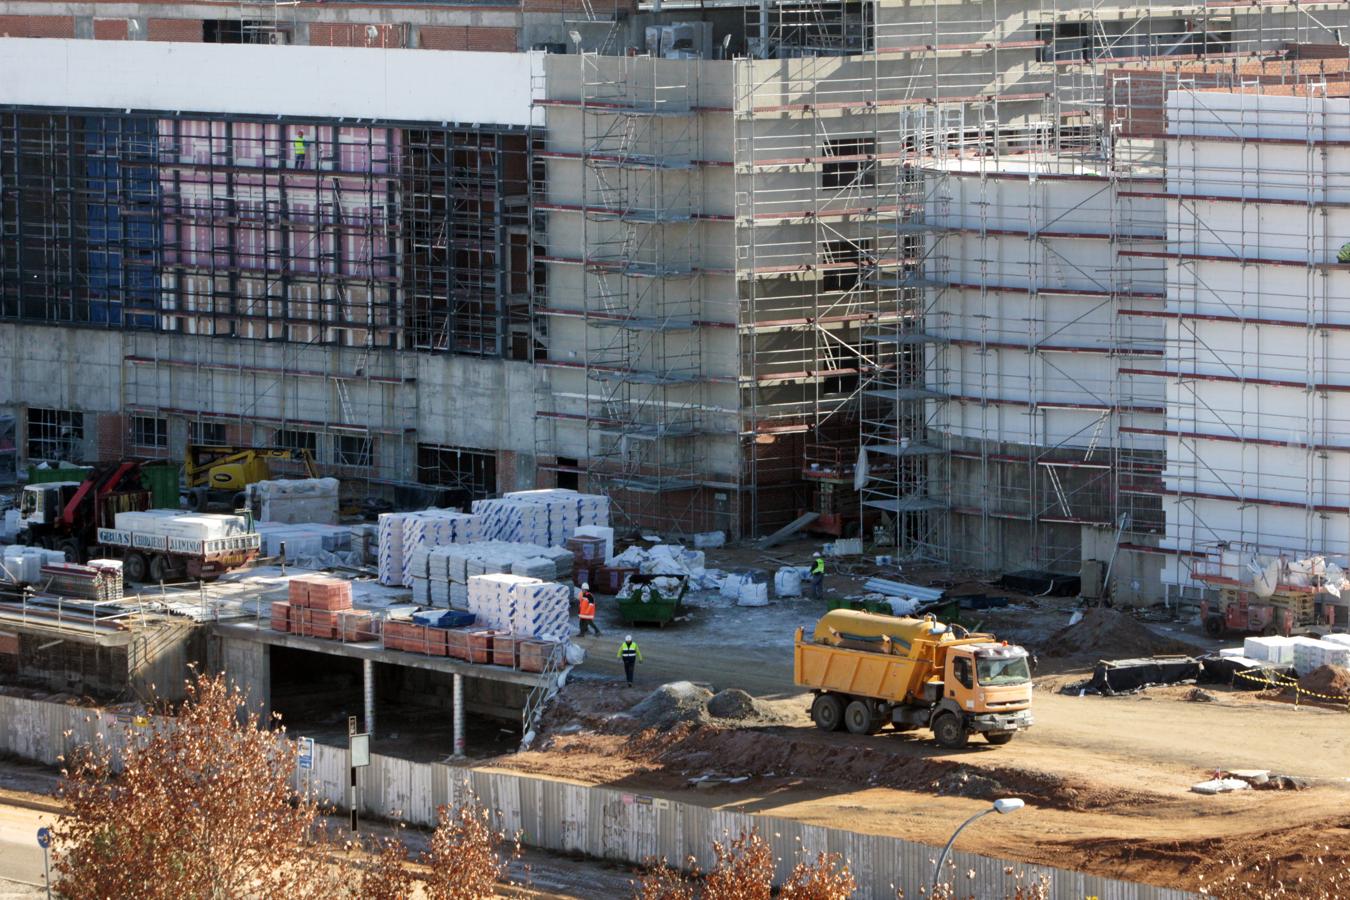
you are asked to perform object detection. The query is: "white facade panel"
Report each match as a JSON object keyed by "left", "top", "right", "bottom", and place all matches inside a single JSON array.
[{"left": 0, "top": 38, "right": 543, "bottom": 127}]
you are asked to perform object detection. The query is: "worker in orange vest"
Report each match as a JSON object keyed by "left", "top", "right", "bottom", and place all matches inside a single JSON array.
[{"left": 578, "top": 583, "right": 602, "bottom": 637}]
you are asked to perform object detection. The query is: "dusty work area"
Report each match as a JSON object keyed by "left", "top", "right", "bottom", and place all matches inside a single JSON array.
[{"left": 497, "top": 546, "right": 1350, "bottom": 893}]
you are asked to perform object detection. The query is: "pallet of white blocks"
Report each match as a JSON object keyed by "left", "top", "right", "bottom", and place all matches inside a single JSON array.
[
  {"left": 377, "top": 509, "right": 480, "bottom": 586},
  {"left": 1292, "top": 636, "right": 1350, "bottom": 675},
  {"left": 473, "top": 489, "right": 609, "bottom": 547},
  {"left": 466, "top": 573, "right": 571, "bottom": 641}
]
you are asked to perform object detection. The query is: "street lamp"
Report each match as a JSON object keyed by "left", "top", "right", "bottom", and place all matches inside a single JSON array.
[{"left": 930, "top": 798, "right": 1025, "bottom": 893}]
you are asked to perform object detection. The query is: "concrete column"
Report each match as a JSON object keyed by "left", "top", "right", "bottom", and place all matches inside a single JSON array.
[
  {"left": 363, "top": 658, "right": 375, "bottom": 736},
  {"left": 453, "top": 673, "right": 465, "bottom": 758},
  {"left": 220, "top": 637, "right": 271, "bottom": 724}
]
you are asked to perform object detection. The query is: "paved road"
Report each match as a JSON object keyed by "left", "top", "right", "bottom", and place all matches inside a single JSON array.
[{"left": 0, "top": 797, "right": 54, "bottom": 896}]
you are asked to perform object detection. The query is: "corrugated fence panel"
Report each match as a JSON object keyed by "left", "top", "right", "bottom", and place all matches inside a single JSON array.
[{"left": 0, "top": 697, "right": 1194, "bottom": 900}]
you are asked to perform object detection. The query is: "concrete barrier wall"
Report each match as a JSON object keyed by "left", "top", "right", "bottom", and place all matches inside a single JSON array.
[{"left": 0, "top": 695, "right": 1193, "bottom": 900}]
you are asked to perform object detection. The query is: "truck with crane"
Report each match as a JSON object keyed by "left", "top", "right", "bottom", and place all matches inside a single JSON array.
[
  {"left": 794, "top": 609, "right": 1034, "bottom": 748},
  {"left": 15, "top": 460, "right": 260, "bottom": 583}
]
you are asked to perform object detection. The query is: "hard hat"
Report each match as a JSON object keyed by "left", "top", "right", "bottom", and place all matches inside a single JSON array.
[
  {"left": 813, "top": 551, "right": 822, "bottom": 557},
  {"left": 625, "top": 634, "right": 633, "bottom": 642},
  {"left": 582, "top": 582, "right": 589, "bottom": 590}
]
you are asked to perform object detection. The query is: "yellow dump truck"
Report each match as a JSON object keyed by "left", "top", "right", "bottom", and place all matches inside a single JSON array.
[{"left": 794, "top": 610, "right": 1033, "bottom": 748}]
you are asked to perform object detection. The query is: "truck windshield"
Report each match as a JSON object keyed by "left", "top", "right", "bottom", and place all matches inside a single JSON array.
[{"left": 976, "top": 656, "right": 1030, "bottom": 685}]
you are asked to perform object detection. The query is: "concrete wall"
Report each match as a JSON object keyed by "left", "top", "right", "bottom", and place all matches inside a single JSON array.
[{"left": 220, "top": 635, "right": 270, "bottom": 720}]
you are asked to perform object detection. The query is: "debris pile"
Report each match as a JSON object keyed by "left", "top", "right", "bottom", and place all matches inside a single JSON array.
[
  {"left": 1297, "top": 664, "right": 1350, "bottom": 699},
  {"left": 1043, "top": 607, "right": 1192, "bottom": 659},
  {"left": 627, "top": 681, "right": 713, "bottom": 730}
]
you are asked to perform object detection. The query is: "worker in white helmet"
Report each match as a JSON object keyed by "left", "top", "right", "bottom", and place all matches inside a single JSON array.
[
  {"left": 617, "top": 634, "right": 643, "bottom": 685},
  {"left": 578, "top": 582, "right": 601, "bottom": 637}
]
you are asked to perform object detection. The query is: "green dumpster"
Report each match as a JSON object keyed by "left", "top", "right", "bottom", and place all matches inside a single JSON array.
[
  {"left": 139, "top": 461, "right": 182, "bottom": 509},
  {"left": 615, "top": 573, "right": 690, "bottom": 627},
  {"left": 27, "top": 465, "right": 92, "bottom": 485}
]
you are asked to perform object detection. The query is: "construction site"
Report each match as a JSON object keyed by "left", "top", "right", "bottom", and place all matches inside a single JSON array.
[{"left": 4, "top": 0, "right": 1350, "bottom": 894}]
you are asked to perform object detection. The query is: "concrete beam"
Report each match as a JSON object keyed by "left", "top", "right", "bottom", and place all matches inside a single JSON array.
[
  {"left": 362, "top": 658, "right": 375, "bottom": 736},
  {"left": 211, "top": 621, "right": 542, "bottom": 687}
]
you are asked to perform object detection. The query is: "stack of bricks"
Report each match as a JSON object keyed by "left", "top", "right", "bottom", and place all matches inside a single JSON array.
[
  {"left": 491, "top": 634, "right": 519, "bottom": 668},
  {"left": 385, "top": 620, "right": 448, "bottom": 655},
  {"left": 288, "top": 574, "right": 353, "bottom": 639},
  {"left": 270, "top": 601, "right": 292, "bottom": 633},
  {"left": 518, "top": 640, "right": 557, "bottom": 673},
  {"left": 338, "top": 610, "right": 379, "bottom": 643}
]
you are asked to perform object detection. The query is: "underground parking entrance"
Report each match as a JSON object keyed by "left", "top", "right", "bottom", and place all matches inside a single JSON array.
[{"left": 266, "top": 643, "right": 532, "bottom": 761}]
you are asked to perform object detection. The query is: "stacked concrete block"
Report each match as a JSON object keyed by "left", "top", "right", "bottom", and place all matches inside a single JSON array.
[
  {"left": 1243, "top": 636, "right": 1296, "bottom": 665},
  {"left": 251, "top": 477, "right": 339, "bottom": 525},
  {"left": 466, "top": 573, "right": 570, "bottom": 642},
  {"left": 2, "top": 546, "right": 66, "bottom": 584},
  {"left": 377, "top": 512, "right": 409, "bottom": 585},
  {"left": 1292, "top": 636, "right": 1350, "bottom": 675}
]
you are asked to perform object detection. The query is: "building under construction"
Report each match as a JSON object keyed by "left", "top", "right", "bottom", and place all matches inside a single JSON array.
[{"left": 3, "top": 0, "right": 1350, "bottom": 599}]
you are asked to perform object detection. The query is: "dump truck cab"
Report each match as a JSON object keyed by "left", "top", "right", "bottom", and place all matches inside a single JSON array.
[{"left": 794, "top": 610, "right": 1034, "bottom": 748}]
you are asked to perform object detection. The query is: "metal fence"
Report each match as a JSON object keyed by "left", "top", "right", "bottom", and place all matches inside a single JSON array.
[{"left": 0, "top": 695, "right": 1192, "bottom": 900}]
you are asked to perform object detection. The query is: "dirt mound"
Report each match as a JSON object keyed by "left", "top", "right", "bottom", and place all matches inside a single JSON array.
[
  {"left": 627, "top": 681, "right": 712, "bottom": 730},
  {"left": 630, "top": 726, "right": 1162, "bottom": 812},
  {"left": 1299, "top": 665, "right": 1350, "bottom": 698},
  {"left": 1041, "top": 608, "right": 1193, "bottom": 660},
  {"left": 707, "top": 688, "right": 764, "bottom": 720}
]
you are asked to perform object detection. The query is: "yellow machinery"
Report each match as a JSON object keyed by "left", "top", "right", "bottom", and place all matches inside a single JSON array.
[
  {"left": 182, "top": 445, "right": 319, "bottom": 512},
  {"left": 794, "top": 609, "right": 1033, "bottom": 748}
]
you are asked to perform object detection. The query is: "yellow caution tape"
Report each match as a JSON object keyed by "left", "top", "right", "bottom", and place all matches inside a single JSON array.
[{"left": 1234, "top": 667, "right": 1350, "bottom": 708}]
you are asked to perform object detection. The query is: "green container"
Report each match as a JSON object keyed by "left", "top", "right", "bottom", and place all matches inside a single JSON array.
[
  {"left": 139, "top": 462, "right": 182, "bottom": 509},
  {"left": 27, "top": 465, "right": 92, "bottom": 485}
]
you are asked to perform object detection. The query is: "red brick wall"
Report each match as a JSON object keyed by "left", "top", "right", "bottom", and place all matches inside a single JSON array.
[
  {"left": 309, "top": 23, "right": 405, "bottom": 48},
  {"left": 147, "top": 18, "right": 202, "bottom": 42},
  {"left": 419, "top": 26, "right": 517, "bottom": 52},
  {"left": 95, "top": 414, "right": 126, "bottom": 463},
  {"left": 497, "top": 450, "right": 519, "bottom": 494},
  {"left": 93, "top": 18, "right": 128, "bottom": 40},
  {"left": 0, "top": 15, "right": 74, "bottom": 38}
]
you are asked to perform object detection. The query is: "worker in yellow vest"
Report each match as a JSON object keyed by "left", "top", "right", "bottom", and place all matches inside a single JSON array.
[
  {"left": 617, "top": 635, "right": 642, "bottom": 686},
  {"left": 810, "top": 552, "right": 826, "bottom": 600},
  {"left": 293, "top": 130, "right": 308, "bottom": 169}
]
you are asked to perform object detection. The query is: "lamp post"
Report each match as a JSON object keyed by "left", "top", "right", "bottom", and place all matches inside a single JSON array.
[{"left": 930, "top": 798, "right": 1025, "bottom": 894}]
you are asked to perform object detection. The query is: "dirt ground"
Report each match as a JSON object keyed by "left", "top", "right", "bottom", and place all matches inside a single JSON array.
[{"left": 505, "top": 541, "right": 1350, "bottom": 893}]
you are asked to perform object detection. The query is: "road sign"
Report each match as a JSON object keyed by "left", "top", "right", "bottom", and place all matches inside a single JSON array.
[
  {"left": 36, "top": 827, "right": 50, "bottom": 849},
  {"left": 298, "top": 737, "right": 314, "bottom": 770},
  {"left": 350, "top": 733, "right": 370, "bottom": 768}
]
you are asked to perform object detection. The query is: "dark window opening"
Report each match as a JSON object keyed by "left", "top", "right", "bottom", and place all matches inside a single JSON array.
[
  {"left": 273, "top": 429, "right": 317, "bottom": 454},
  {"left": 204, "top": 19, "right": 274, "bottom": 44},
  {"left": 417, "top": 444, "right": 497, "bottom": 500},
  {"left": 823, "top": 137, "right": 877, "bottom": 189},
  {"left": 335, "top": 435, "right": 373, "bottom": 468},
  {"left": 190, "top": 420, "right": 227, "bottom": 447},
  {"left": 555, "top": 457, "right": 579, "bottom": 491},
  {"left": 132, "top": 415, "right": 168, "bottom": 449},
  {"left": 26, "top": 408, "right": 84, "bottom": 461},
  {"left": 822, "top": 240, "right": 869, "bottom": 293}
]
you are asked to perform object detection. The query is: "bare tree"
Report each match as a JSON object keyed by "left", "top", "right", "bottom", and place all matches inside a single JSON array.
[
  {"left": 50, "top": 669, "right": 341, "bottom": 900},
  {"left": 703, "top": 829, "right": 775, "bottom": 900},
  {"left": 420, "top": 794, "right": 522, "bottom": 900},
  {"left": 781, "top": 846, "right": 857, "bottom": 900}
]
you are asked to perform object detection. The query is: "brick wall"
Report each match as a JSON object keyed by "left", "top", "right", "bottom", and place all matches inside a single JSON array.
[
  {"left": 146, "top": 18, "right": 202, "bottom": 42},
  {"left": 0, "top": 15, "right": 74, "bottom": 38},
  {"left": 94, "top": 413, "right": 126, "bottom": 463},
  {"left": 309, "top": 23, "right": 406, "bottom": 48},
  {"left": 418, "top": 26, "right": 517, "bottom": 52},
  {"left": 93, "top": 18, "right": 128, "bottom": 40}
]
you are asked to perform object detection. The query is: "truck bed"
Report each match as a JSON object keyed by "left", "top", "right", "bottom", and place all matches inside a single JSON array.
[{"left": 794, "top": 634, "right": 923, "bottom": 703}]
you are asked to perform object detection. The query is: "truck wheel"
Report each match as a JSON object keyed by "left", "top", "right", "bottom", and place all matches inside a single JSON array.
[
  {"left": 933, "top": 713, "right": 969, "bottom": 749},
  {"left": 844, "top": 700, "right": 875, "bottom": 735},
  {"left": 149, "top": 554, "right": 172, "bottom": 584},
  {"left": 1204, "top": 616, "right": 1225, "bottom": 638},
  {"left": 123, "top": 553, "right": 148, "bottom": 583},
  {"left": 984, "top": 732, "right": 1015, "bottom": 746},
  {"left": 811, "top": 694, "right": 844, "bottom": 732},
  {"left": 56, "top": 538, "right": 83, "bottom": 564},
  {"left": 189, "top": 488, "right": 209, "bottom": 513}
]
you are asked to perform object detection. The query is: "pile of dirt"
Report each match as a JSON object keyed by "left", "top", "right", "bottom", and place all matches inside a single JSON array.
[
  {"left": 627, "top": 681, "right": 713, "bottom": 730},
  {"left": 1298, "top": 664, "right": 1350, "bottom": 699},
  {"left": 1041, "top": 607, "right": 1194, "bottom": 660},
  {"left": 707, "top": 688, "right": 772, "bottom": 720}
]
